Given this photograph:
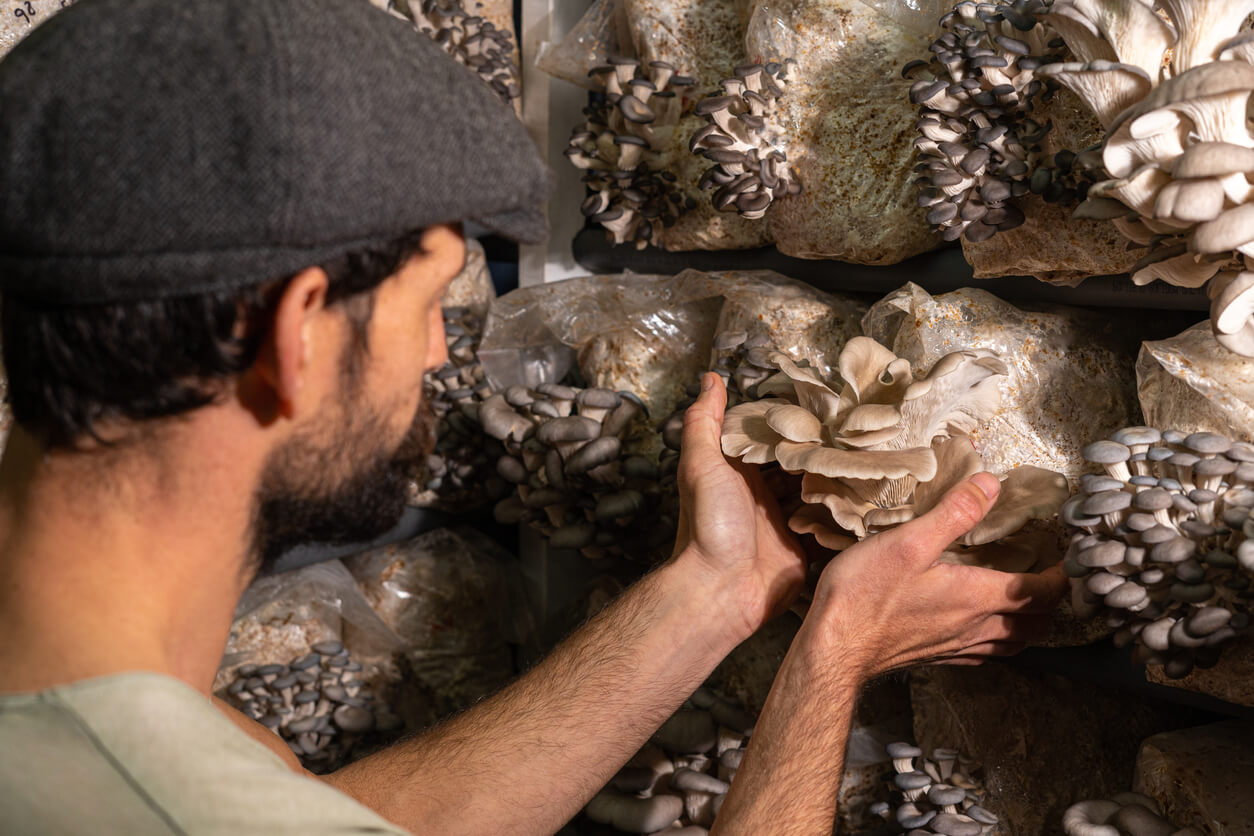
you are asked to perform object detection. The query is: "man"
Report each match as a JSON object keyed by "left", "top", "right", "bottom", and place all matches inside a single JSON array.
[{"left": 0, "top": 1, "right": 1065, "bottom": 833}]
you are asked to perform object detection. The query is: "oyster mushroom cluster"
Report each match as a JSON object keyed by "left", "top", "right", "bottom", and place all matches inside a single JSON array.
[
  {"left": 720, "top": 337, "right": 1069, "bottom": 568},
  {"left": 1038, "top": 0, "right": 1254, "bottom": 350},
  {"left": 483, "top": 383, "right": 673, "bottom": 561},
  {"left": 1063, "top": 792, "right": 1197, "bottom": 836},
  {"left": 585, "top": 686, "right": 754, "bottom": 835},
  {"left": 689, "top": 60, "right": 802, "bottom": 220},
  {"left": 382, "top": 0, "right": 521, "bottom": 104},
  {"left": 1062, "top": 427, "right": 1254, "bottom": 678},
  {"left": 418, "top": 305, "right": 509, "bottom": 506},
  {"left": 870, "top": 743, "right": 1000, "bottom": 834},
  {"left": 566, "top": 57, "right": 697, "bottom": 248},
  {"left": 223, "top": 641, "right": 395, "bottom": 772},
  {"left": 905, "top": 0, "right": 1065, "bottom": 243}
]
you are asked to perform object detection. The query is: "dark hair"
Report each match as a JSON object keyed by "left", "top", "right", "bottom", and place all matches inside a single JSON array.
[{"left": 2, "top": 230, "right": 428, "bottom": 448}]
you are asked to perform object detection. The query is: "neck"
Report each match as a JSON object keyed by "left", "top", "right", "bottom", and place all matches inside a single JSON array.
[{"left": 0, "top": 416, "right": 263, "bottom": 696}]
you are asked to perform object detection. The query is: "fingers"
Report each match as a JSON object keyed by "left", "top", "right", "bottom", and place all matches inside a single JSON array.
[
  {"left": 677, "top": 373, "right": 731, "bottom": 489},
  {"left": 972, "top": 563, "right": 1068, "bottom": 615},
  {"left": 880, "top": 473, "right": 1001, "bottom": 561}
]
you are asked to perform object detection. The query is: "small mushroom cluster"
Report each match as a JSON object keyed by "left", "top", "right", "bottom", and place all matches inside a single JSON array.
[
  {"left": 483, "top": 383, "right": 672, "bottom": 561},
  {"left": 418, "top": 305, "right": 508, "bottom": 506},
  {"left": 720, "top": 337, "right": 1069, "bottom": 569},
  {"left": 585, "top": 686, "right": 754, "bottom": 835},
  {"left": 1038, "top": 0, "right": 1254, "bottom": 351},
  {"left": 223, "top": 641, "right": 394, "bottom": 772},
  {"left": 566, "top": 57, "right": 697, "bottom": 248},
  {"left": 383, "top": 0, "right": 521, "bottom": 104},
  {"left": 1063, "top": 792, "right": 1198, "bottom": 836},
  {"left": 905, "top": 0, "right": 1064, "bottom": 243},
  {"left": 1061, "top": 428, "right": 1254, "bottom": 678},
  {"left": 689, "top": 60, "right": 802, "bottom": 220},
  {"left": 870, "top": 743, "right": 1000, "bottom": 835}
]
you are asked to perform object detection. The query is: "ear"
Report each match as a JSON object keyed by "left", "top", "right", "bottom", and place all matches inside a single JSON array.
[{"left": 254, "top": 267, "right": 330, "bottom": 420}]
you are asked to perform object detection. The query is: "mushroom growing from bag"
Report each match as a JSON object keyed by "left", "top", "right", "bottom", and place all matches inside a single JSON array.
[
  {"left": 1061, "top": 427, "right": 1254, "bottom": 678},
  {"left": 689, "top": 59, "right": 802, "bottom": 221},
  {"left": 904, "top": 0, "right": 1067, "bottom": 244},
  {"left": 378, "top": 0, "right": 522, "bottom": 105},
  {"left": 1035, "top": 0, "right": 1254, "bottom": 354},
  {"left": 720, "top": 338, "right": 1069, "bottom": 570},
  {"left": 566, "top": 57, "right": 698, "bottom": 249}
]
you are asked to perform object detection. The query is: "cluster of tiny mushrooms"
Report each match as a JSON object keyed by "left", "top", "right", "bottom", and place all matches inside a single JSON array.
[
  {"left": 720, "top": 336, "right": 1069, "bottom": 570},
  {"left": 584, "top": 686, "right": 755, "bottom": 834},
  {"left": 690, "top": 60, "right": 803, "bottom": 219},
  {"left": 870, "top": 742, "right": 1000, "bottom": 834},
  {"left": 1062, "top": 427, "right": 1254, "bottom": 678},
  {"left": 566, "top": 57, "right": 698, "bottom": 248},
  {"left": 420, "top": 306, "right": 510, "bottom": 506},
  {"left": 568, "top": 54, "right": 803, "bottom": 246},
  {"left": 383, "top": 0, "right": 521, "bottom": 104},
  {"left": 1063, "top": 792, "right": 1199, "bottom": 835},
  {"left": 481, "top": 379, "right": 676, "bottom": 561},
  {"left": 906, "top": 0, "right": 1072, "bottom": 243},
  {"left": 224, "top": 641, "right": 393, "bottom": 772}
]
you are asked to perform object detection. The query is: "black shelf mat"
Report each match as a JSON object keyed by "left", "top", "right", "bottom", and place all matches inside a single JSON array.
[{"left": 573, "top": 229, "right": 1212, "bottom": 314}]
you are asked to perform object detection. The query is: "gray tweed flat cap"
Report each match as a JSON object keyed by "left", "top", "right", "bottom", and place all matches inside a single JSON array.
[{"left": 0, "top": 0, "right": 550, "bottom": 305}]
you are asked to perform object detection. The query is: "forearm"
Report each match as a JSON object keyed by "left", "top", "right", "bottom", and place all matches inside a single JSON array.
[
  {"left": 326, "top": 553, "right": 746, "bottom": 835},
  {"left": 711, "top": 618, "right": 862, "bottom": 835}
]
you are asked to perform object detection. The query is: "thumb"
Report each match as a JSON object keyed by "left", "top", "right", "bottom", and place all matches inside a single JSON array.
[
  {"left": 886, "top": 472, "right": 1001, "bottom": 559},
  {"left": 678, "top": 373, "right": 730, "bottom": 484}
]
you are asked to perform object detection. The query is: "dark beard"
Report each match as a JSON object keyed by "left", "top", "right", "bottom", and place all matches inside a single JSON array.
[{"left": 249, "top": 393, "right": 437, "bottom": 574}]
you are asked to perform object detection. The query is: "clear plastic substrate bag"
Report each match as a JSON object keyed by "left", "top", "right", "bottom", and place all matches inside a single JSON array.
[
  {"left": 1138, "top": 321, "right": 1254, "bottom": 439},
  {"left": 862, "top": 282, "right": 1143, "bottom": 488}
]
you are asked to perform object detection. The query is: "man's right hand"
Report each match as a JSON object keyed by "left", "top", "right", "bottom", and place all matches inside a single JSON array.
[{"left": 808, "top": 472, "right": 1067, "bottom": 680}]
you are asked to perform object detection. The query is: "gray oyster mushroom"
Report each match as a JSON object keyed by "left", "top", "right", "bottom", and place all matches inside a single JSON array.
[
  {"left": 905, "top": 0, "right": 1066, "bottom": 243},
  {"left": 566, "top": 57, "right": 698, "bottom": 249},
  {"left": 871, "top": 743, "right": 999, "bottom": 835},
  {"left": 482, "top": 381, "right": 673, "bottom": 562},
  {"left": 689, "top": 60, "right": 802, "bottom": 220},
  {"left": 379, "top": 0, "right": 521, "bottom": 105},
  {"left": 1062, "top": 792, "right": 1196, "bottom": 836},
  {"left": 415, "top": 305, "right": 510, "bottom": 509},
  {"left": 1038, "top": 0, "right": 1254, "bottom": 353},
  {"left": 1062, "top": 427, "right": 1254, "bottom": 678},
  {"left": 583, "top": 686, "right": 754, "bottom": 834},
  {"left": 224, "top": 646, "right": 397, "bottom": 773},
  {"left": 719, "top": 337, "right": 1069, "bottom": 569}
]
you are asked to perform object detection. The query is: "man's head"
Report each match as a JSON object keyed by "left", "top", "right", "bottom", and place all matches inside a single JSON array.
[
  {"left": 2, "top": 222, "right": 465, "bottom": 571},
  {"left": 0, "top": 0, "right": 548, "bottom": 572}
]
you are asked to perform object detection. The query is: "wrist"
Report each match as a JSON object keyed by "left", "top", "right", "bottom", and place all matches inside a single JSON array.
[
  {"left": 663, "top": 547, "right": 760, "bottom": 654},
  {"left": 800, "top": 582, "right": 876, "bottom": 686}
]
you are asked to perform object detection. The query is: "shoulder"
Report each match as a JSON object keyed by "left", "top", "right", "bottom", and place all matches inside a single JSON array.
[{"left": 0, "top": 673, "right": 412, "bottom": 836}]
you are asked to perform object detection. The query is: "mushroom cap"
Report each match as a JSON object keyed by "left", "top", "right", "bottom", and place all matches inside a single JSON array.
[
  {"left": 1111, "top": 426, "right": 1162, "bottom": 447},
  {"left": 536, "top": 416, "right": 600, "bottom": 444},
  {"left": 1151, "top": 537, "right": 1197, "bottom": 564},
  {"left": 1194, "top": 456, "right": 1236, "bottom": 477},
  {"left": 894, "top": 770, "right": 932, "bottom": 790},
  {"left": 930, "top": 813, "right": 983, "bottom": 836},
  {"left": 565, "top": 437, "right": 622, "bottom": 477},
  {"left": 1082, "top": 490, "right": 1133, "bottom": 515},
  {"left": 1132, "top": 488, "right": 1174, "bottom": 512},
  {"left": 1184, "top": 432, "right": 1232, "bottom": 455},
  {"left": 1078, "top": 540, "right": 1128, "bottom": 567},
  {"left": 887, "top": 742, "right": 923, "bottom": 759},
  {"left": 1110, "top": 61, "right": 1254, "bottom": 135},
  {"left": 1173, "top": 143, "right": 1254, "bottom": 179},
  {"left": 577, "top": 388, "right": 622, "bottom": 410},
  {"left": 1083, "top": 440, "right": 1132, "bottom": 464}
]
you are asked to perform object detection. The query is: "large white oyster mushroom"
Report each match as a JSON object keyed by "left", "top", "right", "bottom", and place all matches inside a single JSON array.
[
  {"left": 1037, "top": 0, "right": 1254, "bottom": 353},
  {"left": 721, "top": 338, "right": 1069, "bottom": 570}
]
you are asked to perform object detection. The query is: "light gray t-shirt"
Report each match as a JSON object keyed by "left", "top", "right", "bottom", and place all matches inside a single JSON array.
[{"left": 0, "top": 673, "right": 411, "bottom": 835}]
